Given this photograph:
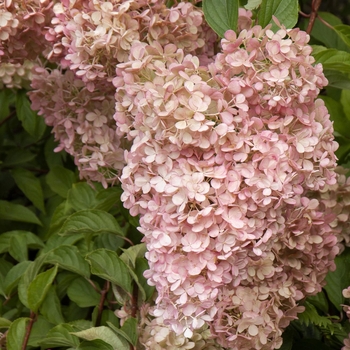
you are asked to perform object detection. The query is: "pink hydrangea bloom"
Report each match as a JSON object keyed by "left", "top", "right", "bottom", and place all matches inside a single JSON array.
[
  {"left": 1, "top": 1, "right": 347, "bottom": 348},
  {"left": 45, "top": 0, "right": 217, "bottom": 86},
  {"left": 115, "top": 24, "right": 339, "bottom": 348},
  {"left": 316, "top": 167, "right": 350, "bottom": 252},
  {"left": 342, "top": 286, "right": 350, "bottom": 326},
  {"left": 139, "top": 304, "right": 224, "bottom": 350},
  {"left": 28, "top": 0, "right": 216, "bottom": 185},
  {"left": 29, "top": 68, "right": 124, "bottom": 187},
  {"left": 0, "top": 60, "right": 34, "bottom": 89},
  {"left": 343, "top": 334, "right": 350, "bottom": 350},
  {"left": 0, "top": 0, "right": 56, "bottom": 64}
]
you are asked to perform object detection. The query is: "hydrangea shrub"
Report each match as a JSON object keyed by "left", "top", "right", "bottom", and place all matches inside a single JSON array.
[{"left": 2, "top": 1, "right": 350, "bottom": 350}]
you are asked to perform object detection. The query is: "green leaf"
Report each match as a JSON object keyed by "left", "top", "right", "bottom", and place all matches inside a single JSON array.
[
  {"left": 27, "top": 316, "right": 53, "bottom": 347},
  {"left": 7, "top": 318, "right": 29, "bottom": 350},
  {"left": 0, "top": 230, "right": 44, "bottom": 255},
  {"left": 46, "top": 245, "right": 90, "bottom": 278},
  {"left": 123, "top": 265, "right": 147, "bottom": 302},
  {"left": 341, "top": 89, "right": 350, "bottom": 120},
  {"left": 336, "top": 140, "right": 350, "bottom": 162},
  {"left": 0, "top": 317, "right": 12, "bottom": 328},
  {"left": 202, "top": 0, "right": 239, "bottom": 38},
  {"left": 67, "top": 277, "right": 101, "bottom": 308},
  {"left": 94, "top": 187, "right": 123, "bottom": 212},
  {"left": 70, "top": 319, "right": 93, "bottom": 332},
  {"left": 11, "top": 168, "right": 46, "bottom": 213},
  {"left": 314, "top": 49, "right": 350, "bottom": 73},
  {"left": 107, "top": 317, "right": 138, "bottom": 346},
  {"left": 39, "top": 286, "right": 65, "bottom": 325},
  {"left": 86, "top": 249, "right": 132, "bottom": 293},
  {"left": 111, "top": 284, "right": 128, "bottom": 306},
  {"left": 120, "top": 243, "right": 147, "bottom": 268},
  {"left": 39, "top": 324, "right": 80, "bottom": 348},
  {"left": 66, "top": 302, "right": 91, "bottom": 322},
  {"left": 67, "top": 182, "right": 99, "bottom": 211},
  {"left": 297, "top": 301, "right": 332, "bottom": 327},
  {"left": 1, "top": 310, "right": 17, "bottom": 323},
  {"left": 16, "top": 90, "right": 46, "bottom": 140},
  {"left": 78, "top": 340, "right": 113, "bottom": 350},
  {"left": 46, "top": 166, "right": 76, "bottom": 198},
  {"left": 43, "top": 232, "right": 84, "bottom": 254},
  {"left": 72, "top": 326, "right": 129, "bottom": 350},
  {"left": 45, "top": 200, "right": 75, "bottom": 239},
  {"left": 2, "top": 148, "right": 36, "bottom": 167},
  {"left": 120, "top": 318, "right": 138, "bottom": 346},
  {"left": 28, "top": 265, "right": 58, "bottom": 312},
  {"left": 291, "top": 339, "right": 331, "bottom": 350},
  {"left": 99, "top": 309, "right": 120, "bottom": 328},
  {"left": 59, "top": 210, "right": 125, "bottom": 236},
  {"left": 325, "top": 248, "right": 350, "bottom": 311},
  {"left": 45, "top": 135, "right": 64, "bottom": 169},
  {"left": 319, "top": 96, "right": 350, "bottom": 137},
  {"left": 308, "top": 13, "right": 350, "bottom": 52},
  {"left": 18, "top": 254, "right": 47, "bottom": 308},
  {"left": 258, "top": 0, "right": 298, "bottom": 31},
  {"left": 334, "top": 24, "right": 350, "bottom": 49},
  {"left": 323, "top": 70, "right": 350, "bottom": 90},
  {"left": 95, "top": 233, "right": 125, "bottom": 251},
  {"left": 9, "top": 234, "right": 28, "bottom": 262},
  {"left": 135, "top": 258, "right": 155, "bottom": 302},
  {"left": 4, "top": 260, "right": 32, "bottom": 297},
  {"left": 306, "top": 290, "right": 329, "bottom": 314},
  {"left": 0, "top": 89, "right": 11, "bottom": 121},
  {"left": 0, "top": 259, "right": 13, "bottom": 296},
  {"left": 311, "top": 45, "right": 328, "bottom": 56},
  {"left": 245, "top": 0, "right": 262, "bottom": 10},
  {"left": 0, "top": 258, "right": 13, "bottom": 277},
  {"left": 0, "top": 200, "right": 42, "bottom": 225},
  {"left": 56, "top": 271, "right": 79, "bottom": 299}
]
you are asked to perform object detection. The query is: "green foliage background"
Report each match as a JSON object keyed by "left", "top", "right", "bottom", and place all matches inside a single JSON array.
[{"left": 2, "top": 0, "right": 350, "bottom": 349}]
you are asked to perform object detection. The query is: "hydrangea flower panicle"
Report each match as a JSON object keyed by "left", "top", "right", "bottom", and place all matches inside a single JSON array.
[{"left": 116, "top": 23, "right": 339, "bottom": 349}]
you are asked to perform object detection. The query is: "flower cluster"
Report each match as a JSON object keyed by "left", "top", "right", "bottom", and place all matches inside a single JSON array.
[
  {"left": 0, "top": 0, "right": 56, "bottom": 89},
  {"left": 0, "top": 60, "right": 34, "bottom": 89},
  {"left": 29, "top": 68, "right": 124, "bottom": 186},
  {"left": 343, "top": 334, "right": 350, "bottom": 350},
  {"left": 26, "top": 0, "right": 217, "bottom": 185},
  {"left": 316, "top": 167, "right": 350, "bottom": 251},
  {"left": 115, "top": 24, "right": 339, "bottom": 348},
  {"left": 45, "top": 0, "right": 215, "bottom": 87},
  {"left": 1, "top": 1, "right": 347, "bottom": 349},
  {"left": 138, "top": 305, "right": 224, "bottom": 350},
  {"left": 0, "top": 0, "right": 55, "bottom": 64}
]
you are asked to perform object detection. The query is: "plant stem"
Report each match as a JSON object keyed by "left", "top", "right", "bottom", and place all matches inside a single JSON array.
[
  {"left": 121, "top": 236, "right": 135, "bottom": 246},
  {"left": 87, "top": 278, "right": 100, "bottom": 293},
  {"left": 0, "top": 330, "right": 8, "bottom": 349},
  {"left": 299, "top": 10, "right": 310, "bottom": 18},
  {"left": 95, "top": 280, "right": 110, "bottom": 327},
  {"left": 130, "top": 282, "right": 139, "bottom": 318},
  {"left": 317, "top": 14, "right": 334, "bottom": 29},
  {"left": 306, "top": 0, "right": 322, "bottom": 34},
  {"left": 22, "top": 311, "right": 36, "bottom": 350},
  {"left": 0, "top": 111, "right": 15, "bottom": 128}
]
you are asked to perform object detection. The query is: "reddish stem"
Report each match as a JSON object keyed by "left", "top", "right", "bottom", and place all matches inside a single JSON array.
[
  {"left": 317, "top": 14, "right": 335, "bottom": 30},
  {"left": 95, "top": 280, "right": 110, "bottom": 327},
  {"left": 22, "top": 311, "right": 36, "bottom": 350},
  {"left": 299, "top": 10, "right": 311, "bottom": 18},
  {"left": 0, "top": 111, "right": 15, "bottom": 128},
  {"left": 306, "top": 0, "right": 322, "bottom": 34},
  {"left": 130, "top": 282, "right": 139, "bottom": 319},
  {"left": 0, "top": 330, "right": 8, "bottom": 348}
]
